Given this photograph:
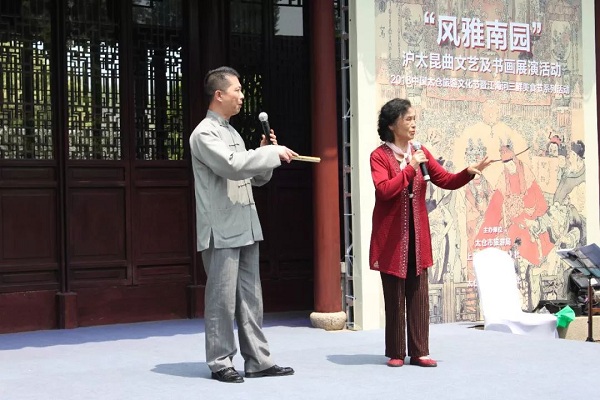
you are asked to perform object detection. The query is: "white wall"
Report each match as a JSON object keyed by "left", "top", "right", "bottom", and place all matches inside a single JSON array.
[{"left": 348, "top": 0, "right": 385, "bottom": 330}]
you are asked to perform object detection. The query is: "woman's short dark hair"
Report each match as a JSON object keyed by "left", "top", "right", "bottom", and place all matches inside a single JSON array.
[
  {"left": 204, "top": 66, "right": 240, "bottom": 99},
  {"left": 377, "top": 98, "right": 412, "bottom": 142}
]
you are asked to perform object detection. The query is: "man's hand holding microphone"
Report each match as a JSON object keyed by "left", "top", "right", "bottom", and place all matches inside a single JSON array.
[{"left": 258, "top": 112, "right": 298, "bottom": 163}]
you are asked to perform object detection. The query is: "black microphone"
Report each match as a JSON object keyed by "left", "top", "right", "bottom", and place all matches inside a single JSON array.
[
  {"left": 258, "top": 112, "right": 272, "bottom": 144},
  {"left": 412, "top": 141, "right": 430, "bottom": 181}
]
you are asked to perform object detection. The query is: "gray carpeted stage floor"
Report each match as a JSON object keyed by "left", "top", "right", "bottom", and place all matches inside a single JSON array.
[{"left": 1, "top": 312, "right": 597, "bottom": 400}]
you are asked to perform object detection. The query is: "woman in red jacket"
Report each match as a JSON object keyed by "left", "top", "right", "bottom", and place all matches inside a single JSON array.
[{"left": 370, "top": 98, "right": 491, "bottom": 368}]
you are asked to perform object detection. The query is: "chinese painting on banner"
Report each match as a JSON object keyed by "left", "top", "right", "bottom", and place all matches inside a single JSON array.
[{"left": 375, "top": 0, "right": 586, "bottom": 322}]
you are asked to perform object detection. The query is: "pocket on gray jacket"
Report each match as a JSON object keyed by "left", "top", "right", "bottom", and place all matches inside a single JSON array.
[{"left": 209, "top": 206, "right": 251, "bottom": 241}]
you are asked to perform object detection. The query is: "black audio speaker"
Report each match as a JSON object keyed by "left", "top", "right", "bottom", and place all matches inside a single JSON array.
[
  {"left": 569, "top": 271, "right": 600, "bottom": 314},
  {"left": 569, "top": 271, "right": 600, "bottom": 292}
]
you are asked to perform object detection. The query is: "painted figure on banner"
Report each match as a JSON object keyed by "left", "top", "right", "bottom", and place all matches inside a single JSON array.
[
  {"left": 416, "top": 119, "right": 469, "bottom": 292},
  {"left": 545, "top": 134, "right": 567, "bottom": 158},
  {"left": 475, "top": 140, "right": 553, "bottom": 309},
  {"left": 525, "top": 140, "right": 588, "bottom": 300},
  {"left": 554, "top": 140, "right": 586, "bottom": 212},
  {"left": 426, "top": 159, "right": 466, "bottom": 286},
  {"left": 464, "top": 138, "right": 491, "bottom": 255},
  {"left": 526, "top": 200, "right": 586, "bottom": 298},
  {"left": 530, "top": 130, "right": 567, "bottom": 198}
]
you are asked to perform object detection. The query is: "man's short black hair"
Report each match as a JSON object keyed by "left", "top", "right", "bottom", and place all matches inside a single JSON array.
[{"left": 204, "top": 66, "right": 240, "bottom": 98}]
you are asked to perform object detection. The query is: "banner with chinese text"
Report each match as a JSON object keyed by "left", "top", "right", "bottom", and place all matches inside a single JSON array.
[{"left": 375, "top": 0, "right": 586, "bottom": 322}]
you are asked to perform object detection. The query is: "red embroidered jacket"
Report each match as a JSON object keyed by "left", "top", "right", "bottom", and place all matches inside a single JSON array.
[{"left": 369, "top": 144, "right": 474, "bottom": 278}]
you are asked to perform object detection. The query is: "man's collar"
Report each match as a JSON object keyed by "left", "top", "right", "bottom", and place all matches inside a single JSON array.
[{"left": 207, "top": 110, "right": 229, "bottom": 127}]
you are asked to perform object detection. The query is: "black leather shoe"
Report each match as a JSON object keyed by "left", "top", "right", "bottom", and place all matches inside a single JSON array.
[
  {"left": 211, "top": 367, "right": 244, "bottom": 383},
  {"left": 245, "top": 365, "right": 294, "bottom": 378}
]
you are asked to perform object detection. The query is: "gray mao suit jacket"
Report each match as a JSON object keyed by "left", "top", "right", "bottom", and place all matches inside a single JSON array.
[{"left": 189, "top": 110, "right": 282, "bottom": 252}]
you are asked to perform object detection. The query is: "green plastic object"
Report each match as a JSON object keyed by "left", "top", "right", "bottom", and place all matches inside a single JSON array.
[{"left": 555, "top": 305, "right": 576, "bottom": 328}]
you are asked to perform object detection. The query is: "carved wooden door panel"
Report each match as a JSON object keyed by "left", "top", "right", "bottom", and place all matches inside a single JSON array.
[
  {"left": 64, "top": 1, "right": 129, "bottom": 292},
  {"left": 0, "top": 1, "right": 62, "bottom": 332},
  {"left": 63, "top": 0, "right": 193, "bottom": 325}
]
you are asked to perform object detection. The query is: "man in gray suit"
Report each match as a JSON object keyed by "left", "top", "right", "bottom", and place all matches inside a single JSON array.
[{"left": 190, "top": 66, "right": 297, "bottom": 383}]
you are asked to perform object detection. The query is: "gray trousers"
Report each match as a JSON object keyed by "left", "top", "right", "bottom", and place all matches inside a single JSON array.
[{"left": 201, "top": 241, "right": 274, "bottom": 373}]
